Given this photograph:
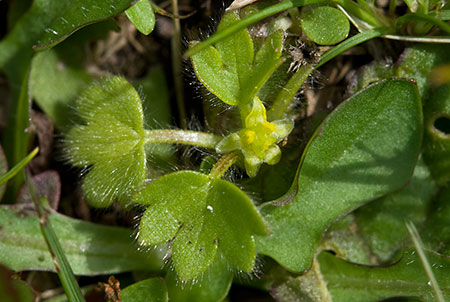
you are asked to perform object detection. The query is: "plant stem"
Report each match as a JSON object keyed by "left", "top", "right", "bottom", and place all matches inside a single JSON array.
[
  {"left": 268, "top": 64, "right": 314, "bottom": 121},
  {"left": 144, "top": 129, "right": 222, "bottom": 149},
  {"left": 209, "top": 151, "right": 240, "bottom": 179},
  {"left": 171, "top": 0, "right": 187, "bottom": 129}
]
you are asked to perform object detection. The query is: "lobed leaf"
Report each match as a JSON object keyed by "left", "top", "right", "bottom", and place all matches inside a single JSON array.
[
  {"left": 135, "top": 170, "right": 269, "bottom": 281},
  {"left": 257, "top": 79, "right": 423, "bottom": 272},
  {"left": 0, "top": 204, "right": 162, "bottom": 275},
  {"left": 191, "top": 12, "right": 283, "bottom": 107},
  {"left": 65, "top": 76, "right": 146, "bottom": 207}
]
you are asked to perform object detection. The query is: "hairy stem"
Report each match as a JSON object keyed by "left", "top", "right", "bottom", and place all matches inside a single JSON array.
[
  {"left": 209, "top": 151, "right": 240, "bottom": 179},
  {"left": 144, "top": 129, "right": 222, "bottom": 149}
]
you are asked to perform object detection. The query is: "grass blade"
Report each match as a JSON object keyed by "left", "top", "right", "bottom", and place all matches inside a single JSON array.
[
  {"left": 26, "top": 172, "right": 84, "bottom": 302},
  {"left": 0, "top": 147, "right": 39, "bottom": 187},
  {"left": 406, "top": 221, "right": 445, "bottom": 302}
]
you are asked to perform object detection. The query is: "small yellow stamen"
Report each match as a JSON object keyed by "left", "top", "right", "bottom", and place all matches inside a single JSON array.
[
  {"left": 244, "top": 130, "right": 256, "bottom": 144},
  {"left": 263, "top": 122, "right": 276, "bottom": 132}
]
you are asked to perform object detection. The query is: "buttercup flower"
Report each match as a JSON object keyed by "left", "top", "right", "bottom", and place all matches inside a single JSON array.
[{"left": 216, "top": 97, "right": 293, "bottom": 177}]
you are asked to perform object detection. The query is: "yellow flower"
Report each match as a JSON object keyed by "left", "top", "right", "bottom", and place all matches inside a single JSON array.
[{"left": 216, "top": 97, "right": 293, "bottom": 177}]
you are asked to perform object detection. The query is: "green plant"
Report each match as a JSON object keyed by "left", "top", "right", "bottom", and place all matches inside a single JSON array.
[{"left": 1, "top": 0, "right": 450, "bottom": 301}]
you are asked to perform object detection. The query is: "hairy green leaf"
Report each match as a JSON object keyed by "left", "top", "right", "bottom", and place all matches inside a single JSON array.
[
  {"left": 0, "top": 204, "right": 161, "bottom": 275},
  {"left": 135, "top": 170, "right": 269, "bottom": 280},
  {"left": 122, "top": 278, "right": 168, "bottom": 302},
  {"left": 191, "top": 12, "right": 283, "bottom": 106},
  {"left": 257, "top": 79, "right": 422, "bottom": 272},
  {"left": 65, "top": 76, "right": 146, "bottom": 207},
  {"left": 301, "top": 6, "right": 350, "bottom": 45},
  {"left": 125, "top": 0, "right": 155, "bottom": 35}
]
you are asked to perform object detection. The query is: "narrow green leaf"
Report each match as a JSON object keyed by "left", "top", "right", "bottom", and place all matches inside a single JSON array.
[
  {"left": 2, "top": 70, "right": 31, "bottom": 198},
  {"left": 125, "top": 0, "right": 155, "bottom": 35},
  {"left": 166, "top": 256, "right": 233, "bottom": 302},
  {"left": 0, "top": 147, "right": 39, "bottom": 187},
  {"left": 32, "top": 199, "right": 83, "bottom": 302},
  {"left": 29, "top": 49, "right": 91, "bottom": 129},
  {"left": 257, "top": 79, "right": 422, "bottom": 272},
  {"left": 135, "top": 170, "right": 269, "bottom": 281},
  {"left": 0, "top": 204, "right": 161, "bottom": 275},
  {"left": 122, "top": 278, "right": 168, "bottom": 302},
  {"left": 34, "top": 0, "right": 134, "bottom": 50},
  {"left": 301, "top": 6, "right": 350, "bottom": 45},
  {"left": 319, "top": 249, "right": 450, "bottom": 301},
  {"left": 65, "top": 76, "right": 146, "bottom": 207}
]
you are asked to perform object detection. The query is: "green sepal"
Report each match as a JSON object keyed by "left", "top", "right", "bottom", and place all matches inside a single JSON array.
[
  {"left": 65, "top": 76, "right": 146, "bottom": 207},
  {"left": 134, "top": 170, "right": 269, "bottom": 281}
]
